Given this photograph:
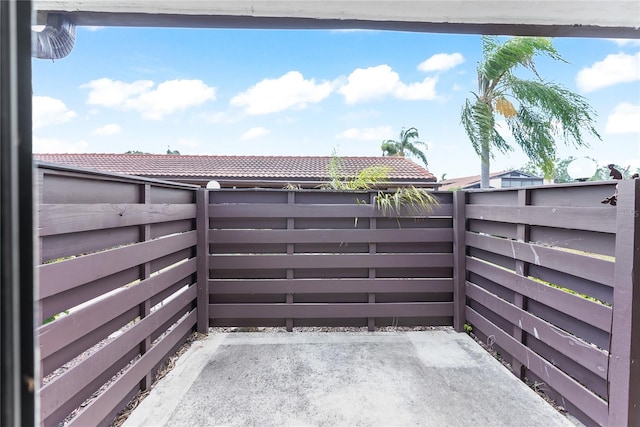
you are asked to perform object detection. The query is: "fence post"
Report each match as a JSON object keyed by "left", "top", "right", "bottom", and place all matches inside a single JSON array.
[
  {"left": 196, "top": 188, "right": 210, "bottom": 334},
  {"left": 452, "top": 191, "right": 467, "bottom": 332},
  {"left": 608, "top": 178, "right": 640, "bottom": 426}
]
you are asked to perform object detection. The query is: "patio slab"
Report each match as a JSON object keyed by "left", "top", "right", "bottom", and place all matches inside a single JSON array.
[{"left": 123, "top": 329, "right": 578, "bottom": 427}]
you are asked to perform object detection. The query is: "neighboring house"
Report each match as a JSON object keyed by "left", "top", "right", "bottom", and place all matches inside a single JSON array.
[
  {"left": 34, "top": 153, "right": 439, "bottom": 189},
  {"left": 439, "top": 170, "right": 544, "bottom": 190}
]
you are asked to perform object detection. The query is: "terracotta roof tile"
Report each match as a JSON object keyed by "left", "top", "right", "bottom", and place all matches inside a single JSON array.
[{"left": 34, "top": 153, "right": 437, "bottom": 182}]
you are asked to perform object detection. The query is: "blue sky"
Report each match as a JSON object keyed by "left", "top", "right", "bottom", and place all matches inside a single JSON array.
[{"left": 32, "top": 27, "right": 640, "bottom": 179}]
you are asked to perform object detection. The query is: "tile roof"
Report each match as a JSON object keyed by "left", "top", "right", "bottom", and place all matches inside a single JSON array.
[
  {"left": 438, "top": 170, "right": 541, "bottom": 190},
  {"left": 34, "top": 153, "right": 437, "bottom": 182}
]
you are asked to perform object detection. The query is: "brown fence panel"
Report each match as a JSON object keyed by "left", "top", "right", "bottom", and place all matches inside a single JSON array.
[
  {"left": 463, "top": 182, "right": 617, "bottom": 427},
  {"left": 208, "top": 189, "right": 454, "bottom": 330},
  {"left": 35, "top": 163, "right": 201, "bottom": 427}
]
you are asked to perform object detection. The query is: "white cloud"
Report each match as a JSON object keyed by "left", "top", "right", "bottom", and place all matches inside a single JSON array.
[
  {"left": 32, "top": 137, "right": 88, "bottom": 153},
  {"left": 335, "top": 126, "right": 393, "bottom": 141},
  {"left": 128, "top": 80, "right": 216, "bottom": 120},
  {"left": 81, "top": 78, "right": 216, "bottom": 120},
  {"left": 240, "top": 127, "right": 270, "bottom": 140},
  {"left": 339, "top": 65, "right": 400, "bottom": 104},
  {"left": 338, "top": 65, "right": 438, "bottom": 104},
  {"left": 81, "top": 78, "right": 153, "bottom": 108},
  {"left": 230, "top": 71, "right": 334, "bottom": 115},
  {"left": 609, "top": 39, "right": 640, "bottom": 47},
  {"left": 605, "top": 103, "right": 640, "bottom": 134},
  {"left": 575, "top": 52, "right": 640, "bottom": 92},
  {"left": 418, "top": 53, "right": 465, "bottom": 72},
  {"left": 32, "top": 96, "right": 77, "bottom": 129},
  {"left": 393, "top": 77, "right": 438, "bottom": 101},
  {"left": 84, "top": 26, "right": 105, "bottom": 32},
  {"left": 92, "top": 123, "right": 122, "bottom": 135}
]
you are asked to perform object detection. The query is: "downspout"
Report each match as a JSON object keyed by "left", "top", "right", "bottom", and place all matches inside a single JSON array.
[{"left": 31, "top": 14, "right": 76, "bottom": 59}]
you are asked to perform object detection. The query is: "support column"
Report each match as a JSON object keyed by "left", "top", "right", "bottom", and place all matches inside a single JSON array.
[
  {"left": 608, "top": 179, "right": 640, "bottom": 426},
  {"left": 196, "top": 188, "right": 210, "bottom": 333}
]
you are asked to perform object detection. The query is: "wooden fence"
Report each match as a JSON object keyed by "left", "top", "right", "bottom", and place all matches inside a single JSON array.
[
  {"left": 36, "top": 163, "right": 202, "bottom": 427},
  {"left": 206, "top": 189, "right": 464, "bottom": 330},
  {"left": 462, "top": 180, "right": 639, "bottom": 427},
  {"left": 34, "top": 162, "right": 639, "bottom": 427}
]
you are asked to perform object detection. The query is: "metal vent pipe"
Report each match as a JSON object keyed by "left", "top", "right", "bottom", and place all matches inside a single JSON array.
[{"left": 32, "top": 13, "right": 75, "bottom": 59}]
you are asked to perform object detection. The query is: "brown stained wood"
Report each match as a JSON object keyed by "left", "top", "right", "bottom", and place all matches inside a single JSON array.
[
  {"left": 467, "top": 190, "right": 518, "bottom": 206},
  {"left": 150, "top": 219, "right": 195, "bottom": 239},
  {"left": 465, "top": 231, "right": 615, "bottom": 286},
  {"left": 209, "top": 228, "right": 453, "bottom": 244},
  {"left": 41, "top": 226, "right": 140, "bottom": 262},
  {"left": 42, "top": 347, "right": 140, "bottom": 427},
  {"left": 466, "top": 257, "right": 612, "bottom": 332},
  {"left": 38, "top": 259, "right": 197, "bottom": 359},
  {"left": 40, "top": 286, "right": 197, "bottom": 420},
  {"left": 526, "top": 336, "right": 608, "bottom": 400},
  {"left": 468, "top": 219, "right": 517, "bottom": 239},
  {"left": 466, "top": 307, "right": 608, "bottom": 427},
  {"left": 210, "top": 253, "right": 453, "bottom": 270},
  {"left": 528, "top": 264, "right": 613, "bottom": 305},
  {"left": 42, "top": 174, "right": 141, "bottom": 204},
  {"left": 38, "top": 203, "right": 197, "bottom": 236},
  {"left": 41, "top": 307, "right": 138, "bottom": 378},
  {"left": 529, "top": 226, "right": 615, "bottom": 257},
  {"left": 528, "top": 182, "right": 617, "bottom": 208},
  {"left": 209, "top": 302, "right": 453, "bottom": 319},
  {"left": 209, "top": 278, "right": 453, "bottom": 295},
  {"left": 150, "top": 186, "right": 196, "bottom": 204},
  {"left": 209, "top": 202, "right": 453, "bottom": 219},
  {"left": 66, "top": 310, "right": 197, "bottom": 427},
  {"left": 39, "top": 231, "right": 197, "bottom": 298},
  {"left": 466, "top": 205, "right": 616, "bottom": 233},
  {"left": 466, "top": 282, "right": 608, "bottom": 379},
  {"left": 608, "top": 179, "right": 640, "bottom": 427}
]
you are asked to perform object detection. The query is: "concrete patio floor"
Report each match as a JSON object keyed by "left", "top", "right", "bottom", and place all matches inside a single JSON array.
[{"left": 123, "top": 329, "right": 578, "bottom": 427}]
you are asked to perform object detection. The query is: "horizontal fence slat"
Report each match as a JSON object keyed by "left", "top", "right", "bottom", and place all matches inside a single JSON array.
[
  {"left": 466, "top": 282, "right": 608, "bottom": 379},
  {"left": 210, "top": 302, "right": 453, "bottom": 318},
  {"left": 466, "top": 307, "right": 608, "bottom": 427},
  {"left": 209, "top": 278, "right": 453, "bottom": 294},
  {"left": 210, "top": 253, "right": 453, "bottom": 269},
  {"left": 210, "top": 203, "right": 453, "bottom": 218},
  {"left": 40, "top": 285, "right": 197, "bottom": 422},
  {"left": 209, "top": 228, "right": 453, "bottom": 244},
  {"left": 39, "top": 204, "right": 197, "bottom": 236},
  {"left": 39, "top": 231, "right": 197, "bottom": 299},
  {"left": 465, "top": 232, "right": 614, "bottom": 286},
  {"left": 466, "top": 205, "right": 616, "bottom": 233},
  {"left": 39, "top": 259, "right": 196, "bottom": 360},
  {"left": 66, "top": 310, "right": 197, "bottom": 427},
  {"left": 466, "top": 257, "right": 612, "bottom": 332}
]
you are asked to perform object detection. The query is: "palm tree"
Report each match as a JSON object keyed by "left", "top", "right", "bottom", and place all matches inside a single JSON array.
[
  {"left": 381, "top": 127, "right": 429, "bottom": 167},
  {"left": 461, "top": 36, "right": 600, "bottom": 188}
]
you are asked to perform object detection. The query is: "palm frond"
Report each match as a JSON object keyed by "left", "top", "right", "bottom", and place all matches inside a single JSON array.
[
  {"left": 506, "top": 76, "right": 601, "bottom": 147},
  {"left": 480, "top": 36, "right": 564, "bottom": 81}
]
